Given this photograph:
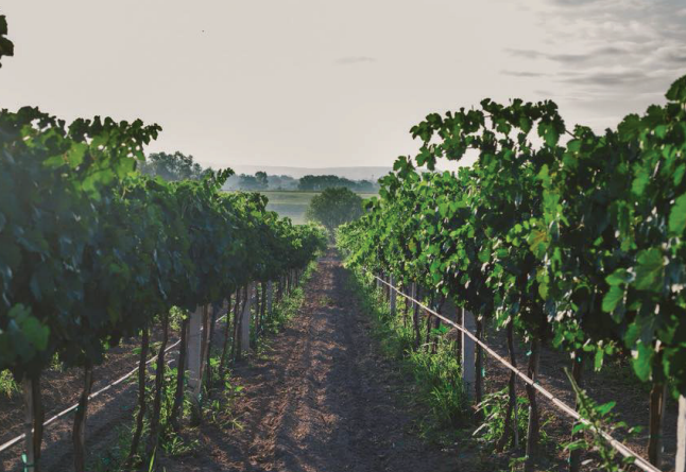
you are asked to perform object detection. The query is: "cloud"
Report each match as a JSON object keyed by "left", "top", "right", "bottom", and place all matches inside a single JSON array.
[
  {"left": 558, "top": 70, "right": 649, "bottom": 86},
  {"left": 503, "top": 0, "right": 686, "bottom": 119},
  {"left": 547, "top": 0, "right": 606, "bottom": 5},
  {"left": 502, "top": 70, "right": 548, "bottom": 77},
  {"left": 506, "top": 48, "right": 543, "bottom": 59},
  {"left": 335, "top": 56, "right": 376, "bottom": 65}
]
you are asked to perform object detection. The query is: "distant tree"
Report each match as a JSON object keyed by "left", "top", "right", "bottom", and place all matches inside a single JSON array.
[
  {"left": 356, "top": 180, "right": 376, "bottom": 192},
  {"left": 255, "top": 171, "right": 269, "bottom": 189},
  {"left": 297, "top": 174, "right": 378, "bottom": 192},
  {"left": 306, "top": 187, "right": 364, "bottom": 237},
  {"left": 139, "top": 151, "right": 205, "bottom": 181},
  {"left": 238, "top": 172, "right": 268, "bottom": 191}
]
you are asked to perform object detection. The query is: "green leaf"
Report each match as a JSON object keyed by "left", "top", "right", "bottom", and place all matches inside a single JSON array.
[
  {"left": 634, "top": 248, "right": 664, "bottom": 293},
  {"left": 596, "top": 401, "right": 616, "bottom": 416},
  {"left": 632, "top": 342, "right": 654, "bottom": 381},
  {"left": 606, "top": 269, "right": 630, "bottom": 287},
  {"left": 631, "top": 167, "right": 650, "bottom": 196},
  {"left": 538, "top": 121, "right": 559, "bottom": 147},
  {"left": 67, "top": 142, "right": 88, "bottom": 168},
  {"left": 602, "top": 285, "right": 624, "bottom": 313},
  {"left": 594, "top": 349, "right": 605, "bottom": 370},
  {"left": 668, "top": 193, "right": 686, "bottom": 236}
]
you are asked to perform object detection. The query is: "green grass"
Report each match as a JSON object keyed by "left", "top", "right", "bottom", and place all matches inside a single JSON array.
[
  {"left": 259, "top": 259, "right": 317, "bottom": 337},
  {"left": 346, "top": 269, "right": 469, "bottom": 435}
]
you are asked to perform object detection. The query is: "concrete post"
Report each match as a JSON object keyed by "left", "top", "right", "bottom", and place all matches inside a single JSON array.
[
  {"left": 266, "top": 280, "right": 273, "bottom": 316},
  {"left": 677, "top": 395, "right": 686, "bottom": 472},
  {"left": 187, "top": 305, "right": 204, "bottom": 403},
  {"left": 22, "top": 378, "right": 35, "bottom": 472},
  {"left": 389, "top": 274, "right": 397, "bottom": 316},
  {"left": 239, "top": 283, "right": 254, "bottom": 358},
  {"left": 461, "top": 308, "right": 476, "bottom": 400}
]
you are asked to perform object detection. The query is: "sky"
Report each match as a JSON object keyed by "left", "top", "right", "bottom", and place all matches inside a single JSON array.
[{"left": 1, "top": 0, "right": 684, "bottom": 171}]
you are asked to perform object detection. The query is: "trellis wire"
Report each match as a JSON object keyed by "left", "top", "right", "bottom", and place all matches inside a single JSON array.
[
  {"left": 0, "top": 312, "right": 229, "bottom": 455},
  {"left": 369, "top": 271, "right": 662, "bottom": 472}
]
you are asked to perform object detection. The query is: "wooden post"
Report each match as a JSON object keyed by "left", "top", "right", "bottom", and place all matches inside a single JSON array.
[
  {"left": 22, "top": 378, "right": 36, "bottom": 472},
  {"left": 461, "top": 309, "right": 476, "bottom": 400},
  {"left": 239, "top": 283, "right": 254, "bottom": 359},
  {"left": 187, "top": 305, "right": 204, "bottom": 422},
  {"left": 72, "top": 364, "right": 93, "bottom": 472},
  {"left": 677, "top": 395, "right": 686, "bottom": 472},
  {"left": 389, "top": 274, "right": 397, "bottom": 316}
]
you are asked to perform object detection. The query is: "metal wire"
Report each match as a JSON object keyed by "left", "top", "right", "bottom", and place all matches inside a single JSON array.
[
  {"left": 0, "top": 313, "right": 228, "bottom": 455},
  {"left": 369, "top": 272, "right": 662, "bottom": 472}
]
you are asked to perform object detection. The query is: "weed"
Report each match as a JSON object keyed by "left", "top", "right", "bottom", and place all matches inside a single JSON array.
[
  {"left": 347, "top": 269, "right": 468, "bottom": 434},
  {"left": 564, "top": 368, "right": 640, "bottom": 472},
  {"left": 473, "top": 387, "right": 529, "bottom": 448},
  {"left": 0, "top": 369, "right": 18, "bottom": 397}
]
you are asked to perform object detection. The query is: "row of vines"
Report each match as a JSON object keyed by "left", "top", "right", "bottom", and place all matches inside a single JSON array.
[
  {"left": 0, "top": 13, "right": 327, "bottom": 472},
  {"left": 339, "top": 75, "right": 686, "bottom": 472}
]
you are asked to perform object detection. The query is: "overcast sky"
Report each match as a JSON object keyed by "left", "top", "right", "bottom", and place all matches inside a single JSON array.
[{"left": 1, "top": 0, "right": 684, "bottom": 170}]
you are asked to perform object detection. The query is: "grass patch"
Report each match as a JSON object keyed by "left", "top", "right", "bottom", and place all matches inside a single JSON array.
[
  {"left": 259, "top": 260, "right": 317, "bottom": 337},
  {"left": 346, "top": 269, "right": 469, "bottom": 437}
]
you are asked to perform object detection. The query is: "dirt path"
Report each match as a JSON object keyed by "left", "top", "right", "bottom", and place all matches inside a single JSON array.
[{"left": 166, "top": 250, "right": 461, "bottom": 472}]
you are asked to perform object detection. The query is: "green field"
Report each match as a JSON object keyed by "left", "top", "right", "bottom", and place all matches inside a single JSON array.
[{"left": 262, "top": 191, "right": 377, "bottom": 224}]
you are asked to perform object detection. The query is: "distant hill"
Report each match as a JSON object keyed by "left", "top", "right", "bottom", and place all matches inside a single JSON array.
[{"left": 228, "top": 165, "right": 392, "bottom": 181}]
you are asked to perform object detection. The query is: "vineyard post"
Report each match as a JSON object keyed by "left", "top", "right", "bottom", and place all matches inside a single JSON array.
[
  {"left": 389, "top": 274, "right": 397, "bottom": 316},
  {"left": 259, "top": 283, "right": 267, "bottom": 337},
  {"left": 568, "top": 350, "right": 586, "bottom": 472},
  {"left": 524, "top": 337, "right": 541, "bottom": 472},
  {"left": 266, "top": 280, "right": 273, "bottom": 317},
  {"left": 239, "top": 282, "right": 254, "bottom": 359},
  {"left": 219, "top": 295, "right": 233, "bottom": 382},
  {"left": 72, "top": 363, "right": 94, "bottom": 472},
  {"left": 21, "top": 378, "right": 36, "bottom": 472},
  {"left": 127, "top": 328, "right": 150, "bottom": 463},
  {"left": 171, "top": 317, "right": 189, "bottom": 431},
  {"left": 198, "top": 305, "right": 210, "bottom": 390},
  {"left": 461, "top": 309, "right": 476, "bottom": 399},
  {"left": 475, "top": 318, "right": 484, "bottom": 407},
  {"left": 252, "top": 286, "right": 260, "bottom": 346},
  {"left": 496, "top": 322, "right": 518, "bottom": 452},
  {"left": 412, "top": 285, "right": 422, "bottom": 349},
  {"left": 677, "top": 395, "right": 686, "bottom": 472},
  {"left": 187, "top": 305, "right": 204, "bottom": 423},
  {"left": 648, "top": 380, "right": 668, "bottom": 467},
  {"left": 404, "top": 282, "right": 412, "bottom": 327},
  {"left": 205, "top": 303, "right": 220, "bottom": 391},
  {"left": 146, "top": 312, "right": 170, "bottom": 462}
]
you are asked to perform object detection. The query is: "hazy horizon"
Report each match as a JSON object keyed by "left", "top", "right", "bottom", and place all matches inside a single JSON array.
[{"left": 1, "top": 1, "right": 684, "bottom": 172}]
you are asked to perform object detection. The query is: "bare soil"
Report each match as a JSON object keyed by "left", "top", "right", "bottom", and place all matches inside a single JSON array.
[{"left": 162, "top": 249, "right": 462, "bottom": 472}]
